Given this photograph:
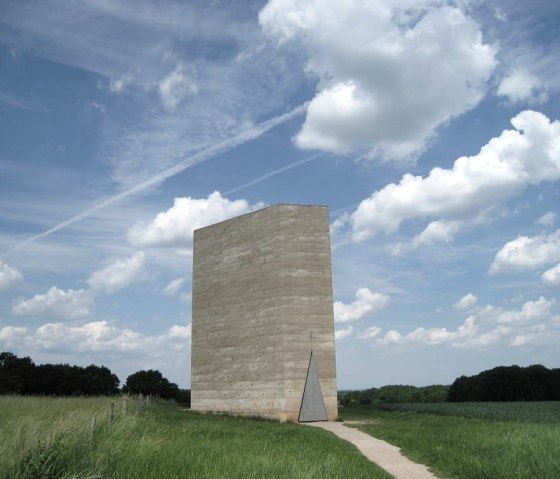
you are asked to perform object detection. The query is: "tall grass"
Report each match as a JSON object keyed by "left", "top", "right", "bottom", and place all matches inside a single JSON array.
[
  {"left": 341, "top": 403, "right": 560, "bottom": 479},
  {"left": 1, "top": 396, "right": 391, "bottom": 479}
]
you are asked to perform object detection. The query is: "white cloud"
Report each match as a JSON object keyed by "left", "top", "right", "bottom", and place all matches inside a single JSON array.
[
  {"left": 34, "top": 321, "right": 147, "bottom": 351},
  {"left": 12, "top": 287, "right": 94, "bottom": 320},
  {"left": 88, "top": 252, "right": 146, "bottom": 293},
  {"left": 367, "top": 297, "right": 558, "bottom": 349},
  {"left": 349, "top": 111, "right": 560, "bottom": 242},
  {"left": 330, "top": 212, "right": 350, "bottom": 236},
  {"left": 128, "top": 192, "right": 263, "bottom": 251},
  {"left": 162, "top": 278, "right": 186, "bottom": 296},
  {"left": 260, "top": 1, "right": 496, "bottom": 161},
  {"left": 0, "top": 260, "right": 23, "bottom": 291},
  {"left": 0, "top": 320, "right": 192, "bottom": 387},
  {"left": 0, "top": 326, "right": 29, "bottom": 348},
  {"left": 403, "top": 317, "right": 477, "bottom": 346},
  {"left": 497, "top": 69, "right": 548, "bottom": 104},
  {"left": 542, "top": 263, "right": 560, "bottom": 287},
  {"left": 357, "top": 326, "right": 382, "bottom": 340},
  {"left": 487, "top": 297, "right": 554, "bottom": 325},
  {"left": 163, "top": 324, "right": 192, "bottom": 342},
  {"left": 159, "top": 63, "right": 198, "bottom": 109},
  {"left": 335, "top": 325, "right": 353, "bottom": 341},
  {"left": 0, "top": 320, "right": 192, "bottom": 354},
  {"left": 377, "top": 330, "right": 405, "bottom": 346},
  {"left": 490, "top": 230, "right": 560, "bottom": 274},
  {"left": 412, "top": 220, "right": 460, "bottom": 248},
  {"left": 453, "top": 293, "right": 478, "bottom": 311},
  {"left": 537, "top": 212, "right": 556, "bottom": 227},
  {"left": 333, "top": 288, "right": 389, "bottom": 323}
]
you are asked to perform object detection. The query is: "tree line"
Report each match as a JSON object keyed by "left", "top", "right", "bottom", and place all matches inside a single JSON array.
[
  {"left": 5, "top": 351, "right": 556, "bottom": 405},
  {"left": 340, "top": 364, "right": 560, "bottom": 405},
  {"left": 448, "top": 364, "right": 560, "bottom": 402},
  {"left": 0, "top": 352, "right": 190, "bottom": 406},
  {"left": 339, "top": 384, "right": 449, "bottom": 405}
]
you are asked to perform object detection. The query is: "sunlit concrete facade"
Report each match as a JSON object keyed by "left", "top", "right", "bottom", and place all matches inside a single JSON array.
[{"left": 191, "top": 204, "right": 337, "bottom": 422}]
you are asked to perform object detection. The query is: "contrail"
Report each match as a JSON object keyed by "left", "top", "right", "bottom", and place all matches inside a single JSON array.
[
  {"left": 330, "top": 203, "right": 358, "bottom": 217},
  {"left": 224, "top": 153, "right": 323, "bottom": 196},
  {"left": 2, "top": 104, "right": 307, "bottom": 257}
]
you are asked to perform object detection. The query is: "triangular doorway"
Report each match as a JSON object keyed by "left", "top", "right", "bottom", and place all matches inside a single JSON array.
[{"left": 298, "top": 351, "right": 328, "bottom": 422}]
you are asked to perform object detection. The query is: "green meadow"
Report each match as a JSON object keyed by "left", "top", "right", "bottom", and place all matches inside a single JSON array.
[
  {"left": 0, "top": 396, "right": 390, "bottom": 479},
  {"left": 340, "top": 402, "right": 560, "bottom": 479},
  {"left": 3, "top": 397, "right": 560, "bottom": 479}
]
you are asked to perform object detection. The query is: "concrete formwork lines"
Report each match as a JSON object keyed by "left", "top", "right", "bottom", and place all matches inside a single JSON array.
[{"left": 191, "top": 204, "right": 337, "bottom": 422}]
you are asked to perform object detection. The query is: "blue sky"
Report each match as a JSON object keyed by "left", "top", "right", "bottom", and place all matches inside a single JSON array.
[{"left": 1, "top": 0, "right": 559, "bottom": 389}]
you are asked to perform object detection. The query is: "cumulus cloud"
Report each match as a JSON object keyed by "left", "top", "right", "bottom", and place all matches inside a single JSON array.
[
  {"left": 128, "top": 192, "right": 263, "bottom": 251},
  {"left": 88, "top": 252, "right": 146, "bottom": 293},
  {"left": 33, "top": 321, "right": 147, "bottom": 351},
  {"left": 542, "top": 263, "right": 560, "bottom": 287},
  {"left": 376, "top": 329, "right": 405, "bottom": 347},
  {"left": 0, "top": 320, "right": 191, "bottom": 354},
  {"left": 497, "top": 69, "right": 548, "bottom": 104},
  {"left": 12, "top": 287, "right": 94, "bottom": 320},
  {"left": 349, "top": 111, "right": 560, "bottom": 242},
  {"left": 260, "top": 1, "right": 496, "bottom": 161},
  {"left": 0, "top": 326, "right": 29, "bottom": 348},
  {"left": 159, "top": 63, "right": 198, "bottom": 109},
  {"left": 335, "top": 325, "right": 353, "bottom": 341},
  {"left": 453, "top": 293, "right": 478, "bottom": 311},
  {"left": 363, "top": 297, "right": 558, "bottom": 349},
  {"left": 490, "top": 230, "right": 560, "bottom": 274},
  {"left": 488, "top": 297, "right": 554, "bottom": 324},
  {"left": 412, "top": 220, "right": 460, "bottom": 248},
  {"left": 0, "top": 260, "right": 23, "bottom": 291},
  {"left": 163, "top": 324, "right": 192, "bottom": 342},
  {"left": 333, "top": 288, "right": 389, "bottom": 323},
  {"left": 371, "top": 316, "right": 478, "bottom": 347},
  {"left": 357, "top": 326, "right": 382, "bottom": 341},
  {"left": 162, "top": 278, "right": 186, "bottom": 296}
]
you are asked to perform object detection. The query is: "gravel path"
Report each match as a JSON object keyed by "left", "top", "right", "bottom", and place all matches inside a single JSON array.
[{"left": 305, "top": 421, "right": 439, "bottom": 479}]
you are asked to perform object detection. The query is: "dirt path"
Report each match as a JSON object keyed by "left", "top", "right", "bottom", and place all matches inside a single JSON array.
[{"left": 305, "top": 421, "right": 439, "bottom": 479}]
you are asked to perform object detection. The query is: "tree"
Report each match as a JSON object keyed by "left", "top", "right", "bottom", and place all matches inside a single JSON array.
[
  {"left": 84, "top": 365, "right": 120, "bottom": 395},
  {"left": 0, "top": 352, "right": 35, "bottom": 394},
  {"left": 0, "top": 352, "right": 120, "bottom": 397},
  {"left": 124, "top": 369, "right": 179, "bottom": 399},
  {"left": 175, "top": 388, "right": 191, "bottom": 407}
]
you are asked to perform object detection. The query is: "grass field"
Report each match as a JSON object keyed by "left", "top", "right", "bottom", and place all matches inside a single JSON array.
[
  {"left": 4, "top": 396, "right": 560, "bottom": 479},
  {"left": 372, "top": 401, "right": 560, "bottom": 422},
  {"left": 0, "top": 396, "right": 391, "bottom": 479},
  {"left": 340, "top": 403, "right": 560, "bottom": 479}
]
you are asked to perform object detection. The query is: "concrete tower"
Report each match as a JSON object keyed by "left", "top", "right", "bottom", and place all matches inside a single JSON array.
[{"left": 191, "top": 204, "right": 337, "bottom": 422}]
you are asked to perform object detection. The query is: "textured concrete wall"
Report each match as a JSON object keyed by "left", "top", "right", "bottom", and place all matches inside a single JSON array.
[{"left": 191, "top": 204, "right": 337, "bottom": 422}]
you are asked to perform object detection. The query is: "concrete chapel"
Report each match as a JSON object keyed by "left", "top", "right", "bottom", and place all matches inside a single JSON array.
[{"left": 191, "top": 204, "right": 337, "bottom": 422}]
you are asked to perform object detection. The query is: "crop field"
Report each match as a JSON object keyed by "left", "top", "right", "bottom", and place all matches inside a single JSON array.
[
  {"left": 340, "top": 402, "right": 560, "bottom": 479},
  {"left": 343, "top": 400, "right": 560, "bottom": 423},
  {"left": 0, "top": 396, "right": 391, "bottom": 479}
]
